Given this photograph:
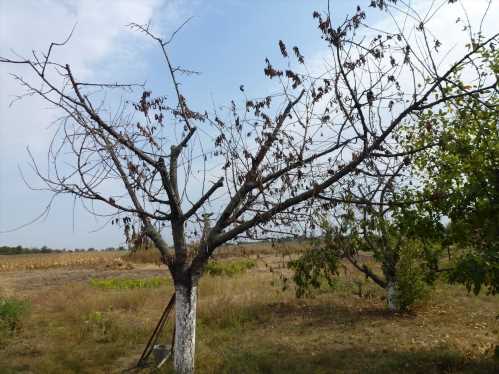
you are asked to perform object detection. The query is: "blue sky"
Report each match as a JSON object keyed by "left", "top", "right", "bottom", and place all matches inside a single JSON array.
[{"left": 0, "top": 0, "right": 496, "bottom": 249}]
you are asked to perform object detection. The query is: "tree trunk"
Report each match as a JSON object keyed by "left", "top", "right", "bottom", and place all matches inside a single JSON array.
[
  {"left": 386, "top": 280, "right": 398, "bottom": 312},
  {"left": 174, "top": 283, "right": 197, "bottom": 374}
]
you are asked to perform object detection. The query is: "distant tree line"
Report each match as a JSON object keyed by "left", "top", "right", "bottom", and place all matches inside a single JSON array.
[{"left": 0, "top": 245, "right": 126, "bottom": 255}]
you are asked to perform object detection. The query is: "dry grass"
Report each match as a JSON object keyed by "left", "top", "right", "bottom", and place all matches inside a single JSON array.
[
  {"left": 212, "top": 240, "right": 309, "bottom": 259},
  {"left": 0, "top": 251, "right": 124, "bottom": 272},
  {"left": 124, "top": 240, "right": 309, "bottom": 265},
  {"left": 0, "top": 248, "right": 497, "bottom": 373},
  {"left": 125, "top": 248, "right": 163, "bottom": 265}
]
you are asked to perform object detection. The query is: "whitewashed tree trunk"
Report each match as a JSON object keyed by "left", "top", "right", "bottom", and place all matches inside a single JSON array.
[
  {"left": 386, "top": 280, "right": 398, "bottom": 312},
  {"left": 174, "top": 283, "right": 197, "bottom": 374}
]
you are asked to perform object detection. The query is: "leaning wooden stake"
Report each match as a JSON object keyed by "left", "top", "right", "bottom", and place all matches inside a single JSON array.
[{"left": 136, "top": 293, "right": 176, "bottom": 368}]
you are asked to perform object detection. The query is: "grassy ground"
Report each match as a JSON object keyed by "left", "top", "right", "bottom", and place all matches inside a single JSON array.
[{"left": 0, "top": 248, "right": 497, "bottom": 373}]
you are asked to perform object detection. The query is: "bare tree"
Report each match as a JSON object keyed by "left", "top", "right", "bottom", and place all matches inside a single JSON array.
[{"left": 1, "top": 1, "right": 496, "bottom": 372}]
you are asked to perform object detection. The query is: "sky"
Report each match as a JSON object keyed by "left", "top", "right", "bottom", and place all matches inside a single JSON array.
[{"left": 0, "top": 0, "right": 496, "bottom": 249}]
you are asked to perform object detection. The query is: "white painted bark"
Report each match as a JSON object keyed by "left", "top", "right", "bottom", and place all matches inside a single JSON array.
[
  {"left": 386, "top": 280, "right": 398, "bottom": 312},
  {"left": 174, "top": 284, "right": 197, "bottom": 374}
]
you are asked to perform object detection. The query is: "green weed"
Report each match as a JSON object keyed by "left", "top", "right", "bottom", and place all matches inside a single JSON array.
[
  {"left": 0, "top": 298, "right": 30, "bottom": 341},
  {"left": 89, "top": 276, "right": 169, "bottom": 289},
  {"left": 204, "top": 259, "right": 256, "bottom": 277}
]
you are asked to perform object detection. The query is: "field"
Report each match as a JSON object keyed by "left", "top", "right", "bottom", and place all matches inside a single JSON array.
[{"left": 0, "top": 245, "right": 497, "bottom": 373}]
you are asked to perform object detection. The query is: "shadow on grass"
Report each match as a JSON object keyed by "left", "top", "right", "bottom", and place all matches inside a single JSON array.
[
  {"left": 196, "top": 299, "right": 496, "bottom": 373},
  {"left": 200, "top": 299, "right": 412, "bottom": 331},
  {"left": 262, "top": 299, "right": 402, "bottom": 322},
  {"left": 217, "top": 344, "right": 497, "bottom": 374}
]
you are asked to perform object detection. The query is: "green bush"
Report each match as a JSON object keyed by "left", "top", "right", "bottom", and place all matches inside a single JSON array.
[
  {"left": 447, "top": 251, "right": 499, "bottom": 295},
  {"left": 89, "top": 276, "right": 169, "bottom": 289},
  {"left": 395, "top": 242, "right": 431, "bottom": 311},
  {"left": 204, "top": 259, "right": 256, "bottom": 277},
  {"left": 288, "top": 221, "right": 342, "bottom": 297},
  {"left": 288, "top": 246, "right": 340, "bottom": 298},
  {"left": 0, "top": 298, "right": 30, "bottom": 340}
]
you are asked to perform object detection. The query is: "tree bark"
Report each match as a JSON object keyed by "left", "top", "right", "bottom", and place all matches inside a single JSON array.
[
  {"left": 174, "top": 282, "right": 197, "bottom": 374},
  {"left": 386, "top": 280, "right": 398, "bottom": 312}
]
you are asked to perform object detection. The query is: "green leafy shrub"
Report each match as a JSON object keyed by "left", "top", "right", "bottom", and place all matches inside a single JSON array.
[
  {"left": 288, "top": 222, "right": 341, "bottom": 297},
  {"left": 447, "top": 251, "right": 499, "bottom": 295},
  {"left": 204, "top": 259, "right": 256, "bottom": 277},
  {"left": 395, "top": 242, "right": 431, "bottom": 311},
  {"left": 0, "top": 298, "right": 30, "bottom": 340},
  {"left": 288, "top": 247, "right": 340, "bottom": 297},
  {"left": 89, "top": 276, "right": 169, "bottom": 289}
]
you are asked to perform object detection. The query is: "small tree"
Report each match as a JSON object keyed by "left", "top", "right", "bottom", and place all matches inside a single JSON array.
[
  {"left": 290, "top": 168, "right": 443, "bottom": 311},
  {"left": 1, "top": 1, "right": 497, "bottom": 372},
  {"left": 410, "top": 49, "right": 499, "bottom": 295},
  {"left": 288, "top": 0, "right": 497, "bottom": 312}
]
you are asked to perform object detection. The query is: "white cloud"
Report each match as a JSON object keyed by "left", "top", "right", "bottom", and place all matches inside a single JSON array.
[
  {"left": 377, "top": 0, "right": 497, "bottom": 78},
  {"left": 308, "top": 0, "right": 498, "bottom": 81},
  {"left": 303, "top": 0, "right": 498, "bottom": 132},
  {"left": 0, "top": 0, "right": 165, "bottom": 150},
  {"left": 0, "top": 0, "right": 191, "bottom": 247}
]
